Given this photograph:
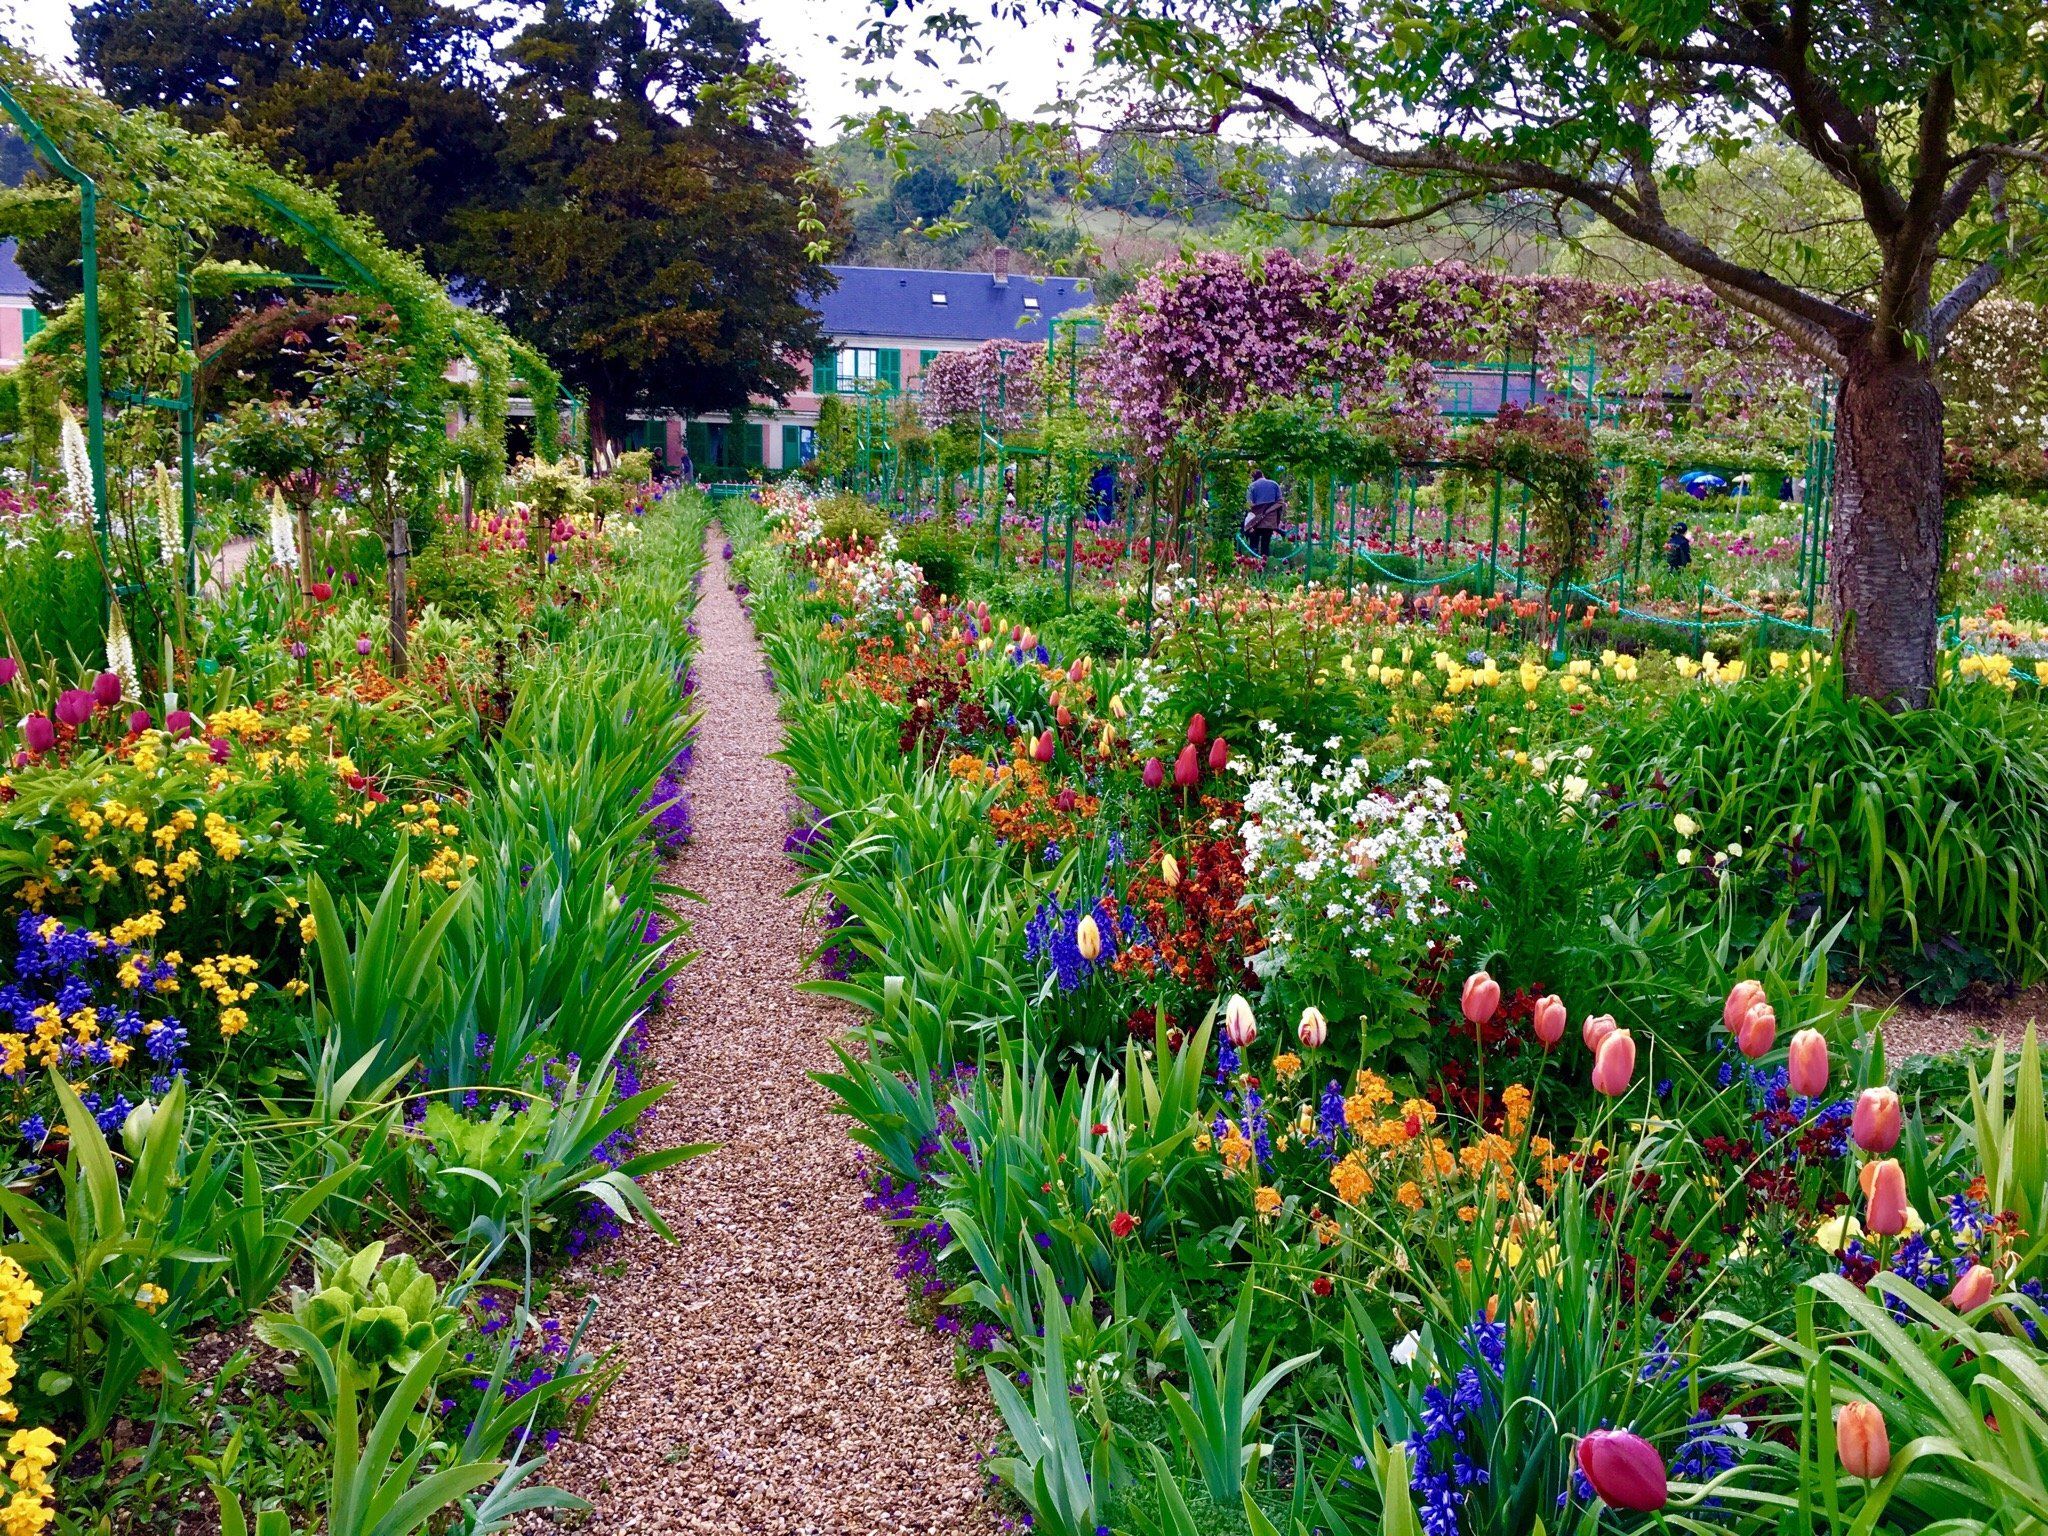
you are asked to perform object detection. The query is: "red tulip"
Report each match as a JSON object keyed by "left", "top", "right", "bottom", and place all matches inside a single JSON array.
[
  {"left": 56, "top": 689, "right": 94, "bottom": 727},
  {"left": 126, "top": 709, "right": 151, "bottom": 734},
  {"left": 1723, "top": 979, "right": 1766, "bottom": 1032},
  {"left": 92, "top": 671, "right": 123, "bottom": 708},
  {"left": 1109, "top": 1211, "right": 1137, "bottom": 1239},
  {"left": 1173, "top": 743, "right": 1200, "bottom": 789},
  {"left": 1142, "top": 756, "right": 1165, "bottom": 790},
  {"left": 1947, "top": 1262, "right": 1996, "bottom": 1313},
  {"left": 1187, "top": 713, "right": 1208, "bottom": 746},
  {"left": 1836, "top": 1401, "right": 1891, "bottom": 1480},
  {"left": 1852, "top": 1088, "right": 1902, "bottom": 1154},
  {"left": 1532, "top": 994, "right": 1567, "bottom": 1048},
  {"left": 1735, "top": 1002, "right": 1777, "bottom": 1059},
  {"left": 308, "top": 581, "right": 334, "bottom": 601},
  {"left": 1787, "top": 1028, "right": 1830, "bottom": 1098},
  {"left": 1591, "top": 1030, "right": 1637, "bottom": 1096},
  {"left": 1033, "top": 729, "right": 1055, "bottom": 763},
  {"left": 1575, "top": 1429, "right": 1667, "bottom": 1512},
  {"left": 1208, "top": 736, "right": 1229, "bottom": 772},
  {"left": 21, "top": 715, "right": 55, "bottom": 754},
  {"left": 1862, "top": 1158, "right": 1909, "bottom": 1237},
  {"left": 1460, "top": 971, "right": 1501, "bottom": 1026},
  {"left": 1581, "top": 1012, "right": 1617, "bottom": 1052},
  {"left": 165, "top": 709, "right": 195, "bottom": 738}
]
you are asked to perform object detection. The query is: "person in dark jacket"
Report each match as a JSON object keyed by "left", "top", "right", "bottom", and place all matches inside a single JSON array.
[
  {"left": 1244, "top": 468, "right": 1284, "bottom": 561},
  {"left": 1665, "top": 521, "right": 1692, "bottom": 573}
]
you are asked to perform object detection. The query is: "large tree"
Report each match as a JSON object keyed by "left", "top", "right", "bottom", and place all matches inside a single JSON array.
[
  {"left": 860, "top": 0, "right": 2048, "bottom": 707},
  {"left": 73, "top": 0, "right": 507, "bottom": 265},
  {"left": 448, "top": 0, "right": 841, "bottom": 453}
]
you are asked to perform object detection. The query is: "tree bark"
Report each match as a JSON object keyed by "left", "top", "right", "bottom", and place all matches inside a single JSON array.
[{"left": 1831, "top": 351, "right": 1945, "bottom": 709}]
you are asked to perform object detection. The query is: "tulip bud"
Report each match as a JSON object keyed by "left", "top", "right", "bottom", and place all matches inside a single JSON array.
[
  {"left": 165, "top": 708, "right": 195, "bottom": 738},
  {"left": 56, "top": 689, "right": 94, "bottom": 728},
  {"left": 1736, "top": 1001, "right": 1777, "bottom": 1059},
  {"left": 1297, "top": 1006, "right": 1328, "bottom": 1050},
  {"left": 1173, "top": 743, "right": 1200, "bottom": 789},
  {"left": 1142, "top": 756, "right": 1165, "bottom": 790},
  {"left": 1056, "top": 702, "right": 1073, "bottom": 728},
  {"left": 1187, "top": 713, "right": 1207, "bottom": 746},
  {"left": 1591, "top": 1030, "right": 1636, "bottom": 1096},
  {"left": 1010, "top": 624, "right": 1023, "bottom": 644},
  {"left": 1068, "top": 658, "right": 1087, "bottom": 683},
  {"left": 1852, "top": 1087, "right": 1902, "bottom": 1154},
  {"left": 1835, "top": 1402, "right": 1890, "bottom": 1480},
  {"left": 357, "top": 635, "right": 374, "bottom": 656},
  {"left": 1223, "top": 994, "right": 1257, "bottom": 1048},
  {"left": 0, "top": 657, "right": 17, "bottom": 686},
  {"left": 1076, "top": 914, "right": 1103, "bottom": 962},
  {"left": 1098, "top": 724, "right": 1115, "bottom": 754},
  {"left": 921, "top": 613, "right": 934, "bottom": 634},
  {"left": 1575, "top": 1429, "right": 1667, "bottom": 1512},
  {"left": 22, "top": 715, "right": 55, "bottom": 755},
  {"left": 1033, "top": 730, "right": 1055, "bottom": 763},
  {"left": 309, "top": 580, "right": 334, "bottom": 601},
  {"left": 1208, "top": 736, "right": 1229, "bottom": 772},
  {"left": 1160, "top": 852, "right": 1181, "bottom": 889},
  {"left": 1723, "top": 979, "right": 1766, "bottom": 1032},
  {"left": 1461, "top": 971, "right": 1501, "bottom": 1026},
  {"left": 1582, "top": 1012, "right": 1618, "bottom": 1052},
  {"left": 1947, "top": 1262, "right": 1996, "bottom": 1313},
  {"left": 92, "top": 671, "right": 123, "bottom": 708},
  {"left": 120, "top": 1099, "right": 159, "bottom": 1157},
  {"left": 1109, "top": 693, "right": 1127, "bottom": 719},
  {"left": 1532, "top": 994, "right": 1567, "bottom": 1048},
  {"left": 1787, "top": 1028, "right": 1830, "bottom": 1098},
  {"left": 126, "top": 709, "right": 151, "bottom": 734},
  {"left": 1863, "top": 1158, "right": 1909, "bottom": 1236}
]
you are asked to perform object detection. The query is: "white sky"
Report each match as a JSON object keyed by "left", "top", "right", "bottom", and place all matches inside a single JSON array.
[{"left": 0, "top": 0, "right": 1092, "bottom": 141}]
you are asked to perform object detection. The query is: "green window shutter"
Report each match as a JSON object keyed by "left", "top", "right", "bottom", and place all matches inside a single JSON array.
[
  {"left": 919, "top": 348, "right": 939, "bottom": 373},
  {"left": 743, "top": 423, "right": 764, "bottom": 467},
  {"left": 685, "top": 421, "right": 711, "bottom": 468},
  {"left": 781, "top": 424, "right": 801, "bottom": 469},
  {"left": 877, "top": 348, "right": 902, "bottom": 393},
  {"left": 812, "top": 348, "right": 836, "bottom": 393},
  {"left": 20, "top": 309, "right": 42, "bottom": 342}
]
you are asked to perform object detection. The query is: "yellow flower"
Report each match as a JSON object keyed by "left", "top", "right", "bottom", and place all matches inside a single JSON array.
[
  {"left": 1331, "top": 1156, "right": 1372, "bottom": 1205},
  {"left": 1272, "top": 1052, "right": 1302, "bottom": 1078},
  {"left": 133, "top": 1283, "right": 168, "bottom": 1314},
  {"left": 1395, "top": 1181, "right": 1425, "bottom": 1210},
  {"left": 1253, "top": 1185, "right": 1282, "bottom": 1217}
]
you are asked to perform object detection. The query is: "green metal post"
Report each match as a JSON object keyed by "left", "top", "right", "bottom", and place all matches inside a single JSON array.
[
  {"left": 1487, "top": 471, "right": 1503, "bottom": 595},
  {"left": 176, "top": 273, "right": 198, "bottom": 596}
]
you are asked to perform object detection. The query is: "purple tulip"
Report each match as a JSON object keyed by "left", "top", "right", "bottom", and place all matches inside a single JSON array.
[
  {"left": 356, "top": 635, "right": 374, "bottom": 656},
  {"left": 165, "top": 709, "right": 195, "bottom": 738},
  {"left": 1141, "top": 756, "right": 1165, "bottom": 790},
  {"left": 92, "top": 671, "right": 123, "bottom": 708},
  {"left": 22, "top": 715, "right": 55, "bottom": 754},
  {"left": 55, "top": 690, "right": 94, "bottom": 728},
  {"left": 1576, "top": 1430, "right": 1668, "bottom": 1512},
  {"left": 126, "top": 709, "right": 152, "bottom": 734},
  {"left": 0, "top": 657, "right": 18, "bottom": 687},
  {"left": 208, "top": 737, "right": 232, "bottom": 764}
]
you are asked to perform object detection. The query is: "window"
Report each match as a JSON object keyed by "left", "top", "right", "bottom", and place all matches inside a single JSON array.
[
  {"left": 930, "top": 291, "right": 949, "bottom": 305},
  {"left": 834, "top": 347, "right": 901, "bottom": 393},
  {"left": 1023, "top": 296, "right": 1041, "bottom": 311},
  {"left": 919, "top": 349, "right": 940, "bottom": 374}
]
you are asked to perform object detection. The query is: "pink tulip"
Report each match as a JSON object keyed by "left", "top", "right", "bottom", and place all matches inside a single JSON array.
[
  {"left": 1591, "top": 1030, "right": 1636, "bottom": 1096},
  {"left": 1142, "top": 756, "right": 1165, "bottom": 790},
  {"left": 1067, "top": 658, "right": 1086, "bottom": 683},
  {"left": 0, "top": 657, "right": 17, "bottom": 687},
  {"left": 1947, "top": 1263, "right": 1996, "bottom": 1312},
  {"left": 1033, "top": 729, "right": 1055, "bottom": 763},
  {"left": 1852, "top": 1088, "right": 1902, "bottom": 1154},
  {"left": 1173, "top": 743, "right": 1200, "bottom": 789},
  {"left": 1836, "top": 1402, "right": 1891, "bottom": 1480},
  {"left": 1575, "top": 1429, "right": 1668, "bottom": 1512},
  {"left": 1582, "top": 1012, "right": 1617, "bottom": 1052},
  {"left": 1735, "top": 1002, "right": 1777, "bottom": 1059},
  {"left": 56, "top": 689, "right": 94, "bottom": 728},
  {"left": 1208, "top": 736, "right": 1229, "bottom": 772},
  {"left": 165, "top": 709, "right": 195, "bottom": 738},
  {"left": 22, "top": 715, "right": 55, "bottom": 754},
  {"left": 1532, "top": 994, "right": 1567, "bottom": 1048},
  {"left": 1187, "top": 713, "right": 1207, "bottom": 746},
  {"left": 1460, "top": 971, "right": 1501, "bottom": 1026},
  {"left": 92, "top": 671, "right": 123, "bottom": 708},
  {"left": 1055, "top": 703, "right": 1073, "bottom": 728},
  {"left": 1723, "top": 979, "right": 1766, "bottom": 1032},
  {"left": 1863, "top": 1158, "right": 1909, "bottom": 1237},
  {"left": 126, "top": 709, "right": 151, "bottom": 734},
  {"left": 1787, "top": 1029, "right": 1830, "bottom": 1098}
]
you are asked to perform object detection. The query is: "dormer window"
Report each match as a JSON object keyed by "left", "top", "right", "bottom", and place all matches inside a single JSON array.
[
  {"left": 930, "top": 291, "right": 949, "bottom": 305},
  {"left": 1023, "top": 296, "right": 1041, "bottom": 311}
]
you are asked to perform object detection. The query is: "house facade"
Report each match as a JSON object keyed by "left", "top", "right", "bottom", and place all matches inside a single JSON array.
[
  {"left": 0, "top": 241, "right": 43, "bottom": 370},
  {"left": 644, "top": 250, "right": 1094, "bottom": 475}
]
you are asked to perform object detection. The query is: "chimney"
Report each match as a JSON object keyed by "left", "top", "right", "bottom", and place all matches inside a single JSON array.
[{"left": 991, "top": 245, "right": 1011, "bottom": 285}]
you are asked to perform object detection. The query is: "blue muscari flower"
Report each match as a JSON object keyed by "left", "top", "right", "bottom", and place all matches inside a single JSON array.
[
  {"left": 94, "top": 1094, "right": 133, "bottom": 1133},
  {"left": 1106, "top": 832, "right": 1126, "bottom": 866},
  {"left": 1043, "top": 843, "right": 1060, "bottom": 864},
  {"left": 1216, "top": 1042, "right": 1241, "bottom": 1083},
  {"left": 144, "top": 1020, "right": 187, "bottom": 1063},
  {"left": 19, "top": 1116, "right": 45, "bottom": 1149},
  {"left": 1716, "top": 1060, "right": 1736, "bottom": 1088},
  {"left": 1317, "top": 1079, "right": 1346, "bottom": 1147}
]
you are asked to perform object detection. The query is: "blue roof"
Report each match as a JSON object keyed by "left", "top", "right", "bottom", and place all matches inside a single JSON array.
[
  {"left": 0, "top": 240, "right": 31, "bottom": 300},
  {"left": 818, "top": 264, "right": 1092, "bottom": 343}
]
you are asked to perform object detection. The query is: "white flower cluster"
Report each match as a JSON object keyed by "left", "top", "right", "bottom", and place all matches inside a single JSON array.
[
  {"left": 761, "top": 484, "right": 824, "bottom": 550},
  {"left": 1238, "top": 735, "right": 1465, "bottom": 962}
]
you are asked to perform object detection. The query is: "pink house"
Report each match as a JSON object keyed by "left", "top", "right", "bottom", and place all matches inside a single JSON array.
[{"left": 0, "top": 240, "right": 40, "bottom": 369}]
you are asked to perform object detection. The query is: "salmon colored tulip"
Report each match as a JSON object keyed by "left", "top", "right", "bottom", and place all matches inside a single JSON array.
[
  {"left": 1863, "top": 1158, "right": 1909, "bottom": 1237},
  {"left": 1208, "top": 736, "right": 1229, "bottom": 772},
  {"left": 1297, "top": 1006, "right": 1328, "bottom": 1050},
  {"left": 1223, "top": 994, "right": 1257, "bottom": 1049},
  {"left": 1592, "top": 1030, "right": 1637, "bottom": 1096},
  {"left": 1948, "top": 1262, "right": 1996, "bottom": 1312},
  {"left": 1461, "top": 971, "right": 1501, "bottom": 1026},
  {"left": 1723, "top": 979, "right": 1766, "bottom": 1032},
  {"left": 1187, "top": 713, "right": 1208, "bottom": 746},
  {"left": 1173, "top": 743, "right": 1201, "bottom": 788},
  {"left": 1582, "top": 1012, "right": 1618, "bottom": 1052},
  {"left": 1033, "top": 729, "right": 1056, "bottom": 763},
  {"left": 1736, "top": 1001, "right": 1777, "bottom": 1059},
  {"left": 1852, "top": 1087, "right": 1903, "bottom": 1153},
  {"left": 1160, "top": 852, "right": 1181, "bottom": 888},
  {"left": 1142, "top": 756, "right": 1165, "bottom": 790},
  {"left": 1056, "top": 702, "right": 1073, "bottom": 728},
  {"left": 1532, "top": 994, "right": 1567, "bottom": 1048},
  {"left": 1575, "top": 1429, "right": 1667, "bottom": 1512},
  {"left": 1835, "top": 1401, "right": 1891, "bottom": 1479},
  {"left": 1787, "top": 1029, "right": 1830, "bottom": 1098},
  {"left": 1068, "top": 657, "right": 1087, "bottom": 683},
  {"left": 1076, "top": 914, "right": 1103, "bottom": 962}
]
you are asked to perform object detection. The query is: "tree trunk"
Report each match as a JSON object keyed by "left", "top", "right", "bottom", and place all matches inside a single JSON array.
[
  {"left": 1831, "top": 351, "right": 1945, "bottom": 709},
  {"left": 387, "top": 514, "right": 411, "bottom": 679},
  {"left": 587, "top": 391, "right": 612, "bottom": 469}
]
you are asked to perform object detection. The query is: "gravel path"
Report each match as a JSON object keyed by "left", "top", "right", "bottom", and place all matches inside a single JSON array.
[{"left": 535, "top": 526, "right": 999, "bottom": 1535}]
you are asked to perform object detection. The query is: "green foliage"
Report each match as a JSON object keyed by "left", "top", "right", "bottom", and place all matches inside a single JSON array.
[{"left": 251, "top": 1239, "right": 457, "bottom": 1403}]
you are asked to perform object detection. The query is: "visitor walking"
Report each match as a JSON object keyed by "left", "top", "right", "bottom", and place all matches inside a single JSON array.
[
  {"left": 1244, "top": 467, "right": 1284, "bottom": 562},
  {"left": 1664, "top": 520, "right": 1692, "bottom": 573}
]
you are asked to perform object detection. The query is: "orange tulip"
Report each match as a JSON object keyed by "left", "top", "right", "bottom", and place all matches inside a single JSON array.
[
  {"left": 1723, "top": 979, "right": 1766, "bottom": 1032},
  {"left": 1948, "top": 1262, "right": 1996, "bottom": 1313},
  {"left": 1735, "top": 1002, "right": 1777, "bottom": 1059},
  {"left": 1852, "top": 1087, "right": 1902, "bottom": 1153},
  {"left": 1591, "top": 1030, "right": 1637, "bottom": 1096},
  {"left": 1461, "top": 971, "right": 1501, "bottom": 1026},
  {"left": 1863, "top": 1158, "right": 1909, "bottom": 1237},
  {"left": 1787, "top": 1029, "right": 1830, "bottom": 1098},
  {"left": 1532, "top": 994, "right": 1568, "bottom": 1048},
  {"left": 1835, "top": 1401, "right": 1891, "bottom": 1479}
]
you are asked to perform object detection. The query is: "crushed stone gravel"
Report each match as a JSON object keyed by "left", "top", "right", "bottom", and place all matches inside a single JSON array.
[{"left": 530, "top": 527, "right": 999, "bottom": 1534}]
